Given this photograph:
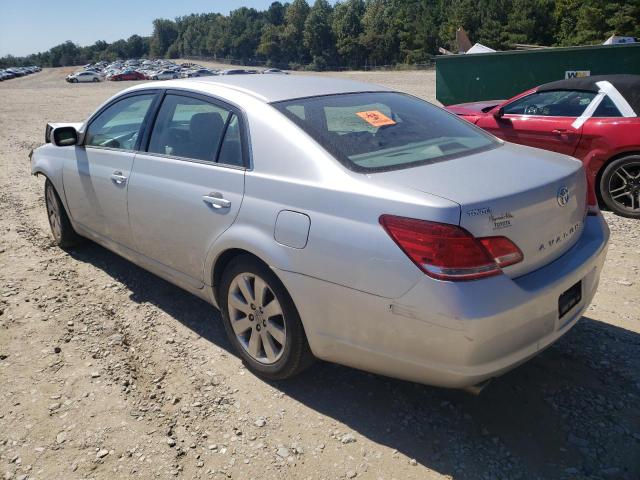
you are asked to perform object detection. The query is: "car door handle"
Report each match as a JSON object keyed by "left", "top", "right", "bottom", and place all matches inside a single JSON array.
[
  {"left": 110, "top": 171, "right": 127, "bottom": 185},
  {"left": 202, "top": 192, "right": 231, "bottom": 209},
  {"left": 552, "top": 129, "right": 574, "bottom": 134}
]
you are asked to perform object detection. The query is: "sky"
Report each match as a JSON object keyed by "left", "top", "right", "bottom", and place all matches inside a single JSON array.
[{"left": 0, "top": 0, "right": 279, "bottom": 57}]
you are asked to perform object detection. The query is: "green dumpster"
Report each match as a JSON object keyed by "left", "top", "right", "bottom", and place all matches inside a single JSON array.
[{"left": 435, "top": 43, "right": 640, "bottom": 105}]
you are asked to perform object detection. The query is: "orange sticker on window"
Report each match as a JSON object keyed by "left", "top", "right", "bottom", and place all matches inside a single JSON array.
[{"left": 356, "top": 110, "right": 396, "bottom": 127}]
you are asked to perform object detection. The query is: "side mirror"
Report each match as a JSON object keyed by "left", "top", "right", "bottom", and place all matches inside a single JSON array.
[
  {"left": 52, "top": 126, "right": 79, "bottom": 147},
  {"left": 493, "top": 107, "right": 504, "bottom": 119}
]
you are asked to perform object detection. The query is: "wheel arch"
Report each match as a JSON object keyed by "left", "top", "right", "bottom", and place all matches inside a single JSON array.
[
  {"left": 211, "top": 248, "right": 270, "bottom": 305},
  {"left": 594, "top": 150, "right": 640, "bottom": 205}
]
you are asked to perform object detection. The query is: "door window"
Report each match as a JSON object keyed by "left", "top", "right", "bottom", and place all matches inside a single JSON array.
[
  {"left": 217, "top": 114, "right": 244, "bottom": 167},
  {"left": 85, "top": 94, "right": 155, "bottom": 150},
  {"left": 503, "top": 90, "right": 597, "bottom": 117},
  {"left": 148, "top": 94, "right": 234, "bottom": 163}
]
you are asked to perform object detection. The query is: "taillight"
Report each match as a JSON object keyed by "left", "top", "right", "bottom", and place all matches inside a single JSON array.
[
  {"left": 379, "top": 215, "right": 523, "bottom": 281},
  {"left": 585, "top": 169, "right": 599, "bottom": 216}
]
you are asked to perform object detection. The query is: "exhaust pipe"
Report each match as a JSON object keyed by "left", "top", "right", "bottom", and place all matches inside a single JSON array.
[{"left": 462, "top": 379, "right": 492, "bottom": 396}]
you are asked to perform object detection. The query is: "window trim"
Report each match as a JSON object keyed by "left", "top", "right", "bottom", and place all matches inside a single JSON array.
[
  {"left": 141, "top": 89, "right": 251, "bottom": 169},
  {"left": 83, "top": 90, "right": 163, "bottom": 153}
]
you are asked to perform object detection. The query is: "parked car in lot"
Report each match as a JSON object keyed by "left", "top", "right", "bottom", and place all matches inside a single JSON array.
[
  {"left": 66, "top": 71, "right": 102, "bottom": 83},
  {"left": 262, "top": 68, "right": 288, "bottom": 74},
  {"left": 220, "top": 69, "right": 252, "bottom": 75},
  {"left": 31, "top": 76, "right": 609, "bottom": 389},
  {"left": 183, "top": 68, "right": 216, "bottom": 78},
  {"left": 150, "top": 70, "right": 180, "bottom": 80},
  {"left": 447, "top": 75, "right": 640, "bottom": 218},
  {"left": 107, "top": 70, "right": 146, "bottom": 81}
]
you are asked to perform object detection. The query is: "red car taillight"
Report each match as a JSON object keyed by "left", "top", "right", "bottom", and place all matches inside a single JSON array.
[
  {"left": 585, "top": 170, "right": 600, "bottom": 216},
  {"left": 379, "top": 215, "right": 523, "bottom": 281}
]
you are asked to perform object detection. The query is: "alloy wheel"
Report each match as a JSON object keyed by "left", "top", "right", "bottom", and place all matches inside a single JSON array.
[
  {"left": 227, "top": 273, "right": 286, "bottom": 364},
  {"left": 608, "top": 159, "right": 640, "bottom": 212},
  {"left": 46, "top": 186, "right": 62, "bottom": 241}
]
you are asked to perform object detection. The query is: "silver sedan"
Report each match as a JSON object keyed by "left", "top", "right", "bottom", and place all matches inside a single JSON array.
[{"left": 31, "top": 75, "right": 609, "bottom": 389}]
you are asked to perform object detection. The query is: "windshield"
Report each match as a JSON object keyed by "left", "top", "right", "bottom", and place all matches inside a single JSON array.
[{"left": 272, "top": 92, "right": 499, "bottom": 172}]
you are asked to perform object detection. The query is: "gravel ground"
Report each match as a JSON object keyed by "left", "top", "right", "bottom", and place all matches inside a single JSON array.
[{"left": 0, "top": 67, "right": 639, "bottom": 480}]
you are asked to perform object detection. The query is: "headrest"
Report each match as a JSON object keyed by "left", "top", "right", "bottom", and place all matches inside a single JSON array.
[{"left": 190, "top": 112, "right": 224, "bottom": 140}]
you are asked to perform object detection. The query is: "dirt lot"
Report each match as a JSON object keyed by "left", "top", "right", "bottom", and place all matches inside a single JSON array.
[{"left": 1, "top": 67, "right": 639, "bottom": 480}]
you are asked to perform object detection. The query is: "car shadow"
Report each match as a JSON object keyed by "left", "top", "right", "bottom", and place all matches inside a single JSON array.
[{"left": 69, "top": 242, "right": 640, "bottom": 480}]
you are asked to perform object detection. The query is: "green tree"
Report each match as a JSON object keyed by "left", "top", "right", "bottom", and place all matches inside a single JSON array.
[
  {"left": 150, "top": 19, "right": 178, "bottom": 57},
  {"left": 332, "top": 0, "right": 365, "bottom": 67},
  {"left": 304, "top": 0, "right": 336, "bottom": 68},
  {"left": 360, "top": 0, "right": 396, "bottom": 66},
  {"left": 266, "top": 1, "right": 286, "bottom": 25},
  {"left": 281, "top": 0, "right": 311, "bottom": 64}
]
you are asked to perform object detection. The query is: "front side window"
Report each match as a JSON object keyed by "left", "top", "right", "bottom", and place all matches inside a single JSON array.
[
  {"left": 502, "top": 90, "right": 598, "bottom": 117},
  {"left": 273, "top": 92, "right": 498, "bottom": 172},
  {"left": 148, "top": 94, "right": 236, "bottom": 163},
  {"left": 85, "top": 94, "right": 155, "bottom": 150}
]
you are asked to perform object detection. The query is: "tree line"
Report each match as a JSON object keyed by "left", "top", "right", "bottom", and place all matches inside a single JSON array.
[{"left": 2, "top": 0, "right": 638, "bottom": 70}]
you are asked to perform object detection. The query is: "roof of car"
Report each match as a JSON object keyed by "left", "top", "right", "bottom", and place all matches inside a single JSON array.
[
  {"left": 132, "top": 75, "right": 392, "bottom": 103},
  {"left": 537, "top": 74, "right": 640, "bottom": 114}
]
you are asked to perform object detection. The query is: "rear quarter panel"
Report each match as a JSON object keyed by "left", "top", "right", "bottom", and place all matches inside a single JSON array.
[{"left": 577, "top": 118, "right": 640, "bottom": 185}]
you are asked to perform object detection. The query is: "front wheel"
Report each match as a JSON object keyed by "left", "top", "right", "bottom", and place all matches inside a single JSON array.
[
  {"left": 45, "top": 180, "right": 83, "bottom": 248},
  {"left": 599, "top": 155, "right": 640, "bottom": 218},
  {"left": 92, "top": 77, "right": 99, "bottom": 82},
  {"left": 71, "top": 78, "right": 78, "bottom": 83},
  {"left": 219, "top": 256, "right": 314, "bottom": 380}
]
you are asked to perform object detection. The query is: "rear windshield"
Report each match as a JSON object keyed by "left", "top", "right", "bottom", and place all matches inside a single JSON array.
[{"left": 272, "top": 92, "right": 499, "bottom": 172}]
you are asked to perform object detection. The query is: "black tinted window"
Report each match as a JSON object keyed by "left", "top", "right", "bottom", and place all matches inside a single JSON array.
[
  {"left": 86, "top": 94, "right": 155, "bottom": 149},
  {"left": 273, "top": 92, "right": 497, "bottom": 172},
  {"left": 592, "top": 96, "right": 622, "bottom": 117},
  {"left": 148, "top": 95, "right": 231, "bottom": 162},
  {"left": 503, "top": 90, "right": 597, "bottom": 117}
]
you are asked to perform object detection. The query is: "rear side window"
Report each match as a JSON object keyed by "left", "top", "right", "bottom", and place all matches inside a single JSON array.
[
  {"left": 85, "top": 94, "right": 155, "bottom": 150},
  {"left": 592, "top": 96, "right": 622, "bottom": 117},
  {"left": 148, "top": 95, "right": 234, "bottom": 163},
  {"left": 273, "top": 92, "right": 498, "bottom": 172}
]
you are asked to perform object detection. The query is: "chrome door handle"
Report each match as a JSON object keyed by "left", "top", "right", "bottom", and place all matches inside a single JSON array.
[
  {"left": 202, "top": 192, "right": 231, "bottom": 209},
  {"left": 110, "top": 171, "right": 127, "bottom": 185}
]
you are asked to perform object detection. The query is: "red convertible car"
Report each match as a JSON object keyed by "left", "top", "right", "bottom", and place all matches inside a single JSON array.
[
  {"left": 447, "top": 75, "right": 640, "bottom": 218},
  {"left": 107, "top": 70, "right": 146, "bottom": 81}
]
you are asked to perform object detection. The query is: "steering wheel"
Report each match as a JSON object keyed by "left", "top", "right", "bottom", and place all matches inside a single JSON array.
[{"left": 524, "top": 105, "right": 540, "bottom": 115}]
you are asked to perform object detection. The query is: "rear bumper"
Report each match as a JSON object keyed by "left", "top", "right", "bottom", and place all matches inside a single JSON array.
[{"left": 279, "top": 214, "right": 609, "bottom": 388}]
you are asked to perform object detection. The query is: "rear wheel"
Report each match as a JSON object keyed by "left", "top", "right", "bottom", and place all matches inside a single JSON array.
[
  {"left": 45, "top": 180, "right": 82, "bottom": 248},
  {"left": 600, "top": 155, "right": 640, "bottom": 218},
  {"left": 219, "top": 256, "right": 314, "bottom": 380}
]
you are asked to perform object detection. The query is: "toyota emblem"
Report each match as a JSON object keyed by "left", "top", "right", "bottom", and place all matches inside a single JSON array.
[{"left": 557, "top": 186, "right": 570, "bottom": 207}]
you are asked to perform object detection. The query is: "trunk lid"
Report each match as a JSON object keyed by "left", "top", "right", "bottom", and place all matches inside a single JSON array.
[{"left": 372, "top": 142, "right": 587, "bottom": 278}]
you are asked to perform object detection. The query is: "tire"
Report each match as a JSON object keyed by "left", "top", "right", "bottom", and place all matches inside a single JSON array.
[
  {"left": 219, "top": 255, "right": 314, "bottom": 380},
  {"left": 44, "top": 180, "right": 83, "bottom": 248},
  {"left": 599, "top": 154, "right": 640, "bottom": 219},
  {"left": 72, "top": 78, "right": 78, "bottom": 83},
  {"left": 92, "top": 77, "right": 99, "bottom": 82}
]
